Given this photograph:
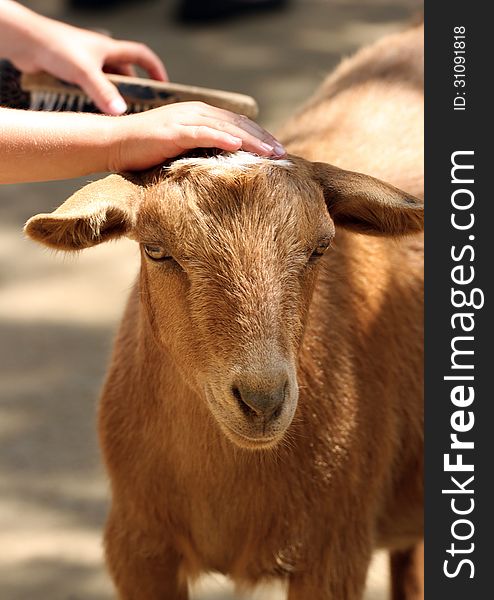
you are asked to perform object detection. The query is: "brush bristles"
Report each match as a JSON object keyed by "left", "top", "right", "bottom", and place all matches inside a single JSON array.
[
  {"left": 30, "top": 90, "right": 89, "bottom": 112},
  {"left": 29, "top": 90, "right": 156, "bottom": 114}
]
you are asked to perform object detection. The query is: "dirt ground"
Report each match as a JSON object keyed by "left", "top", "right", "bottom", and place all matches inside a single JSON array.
[{"left": 0, "top": 1, "right": 420, "bottom": 598}]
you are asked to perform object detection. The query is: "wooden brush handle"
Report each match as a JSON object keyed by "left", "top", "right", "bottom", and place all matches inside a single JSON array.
[
  {"left": 110, "top": 74, "right": 259, "bottom": 117},
  {"left": 21, "top": 72, "right": 259, "bottom": 118}
]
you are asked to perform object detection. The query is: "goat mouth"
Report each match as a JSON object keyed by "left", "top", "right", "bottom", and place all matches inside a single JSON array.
[
  {"left": 204, "top": 384, "right": 294, "bottom": 449},
  {"left": 221, "top": 423, "right": 283, "bottom": 450}
]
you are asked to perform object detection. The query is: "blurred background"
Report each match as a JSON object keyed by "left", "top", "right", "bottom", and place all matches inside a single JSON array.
[{"left": 0, "top": 1, "right": 420, "bottom": 598}]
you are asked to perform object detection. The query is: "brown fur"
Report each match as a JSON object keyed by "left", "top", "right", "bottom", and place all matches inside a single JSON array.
[{"left": 25, "top": 24, "right": 424, "bottom": 600}]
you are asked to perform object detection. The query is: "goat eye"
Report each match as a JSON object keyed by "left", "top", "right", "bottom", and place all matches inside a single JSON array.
[
  {"left": 310, "top": 240, "right": 331, "bottom": 259},
  {"left": 143, "top": 244, "right": 171, "bottom": 261}
]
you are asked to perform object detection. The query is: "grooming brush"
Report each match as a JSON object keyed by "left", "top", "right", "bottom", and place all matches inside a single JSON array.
[{"left": 0, "top": 59, "right": 259, "bottom": 117}]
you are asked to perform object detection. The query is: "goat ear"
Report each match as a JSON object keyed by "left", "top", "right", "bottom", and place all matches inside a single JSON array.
[
  {"left": 25, "top": 174, "right": 141, "bottom": 251},
  {"left": 311, "top": 162, "right": 423, "bottom": 236}
]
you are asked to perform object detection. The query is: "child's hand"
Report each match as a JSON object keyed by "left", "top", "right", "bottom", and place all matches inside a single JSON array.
[
  {"left": 107, "top": 102, "right": 286, "bottom": 172},
  {"left": 1, "top": 1, "right": 166, "bottom": 115},
  {"left": 0, "top": 103, "right": 286, "bottom": 184}
]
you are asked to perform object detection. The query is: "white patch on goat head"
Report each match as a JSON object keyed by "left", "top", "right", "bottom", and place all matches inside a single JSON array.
[{"left": 168, "top": 151, "right": 293, "bottom": 175}]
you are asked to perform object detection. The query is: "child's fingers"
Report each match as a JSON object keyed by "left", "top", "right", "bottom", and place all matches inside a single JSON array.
[
  {"left": 175, "top": 124, "right": 278, "bottom": 157},
  {"left": 186, "top": 103, "right": 285, "bottom": 155},
  {"left": 223, "top": 114, "right": 282, "bottom": 152},
  {"left": 103, "top": 62, "right": 137, "bottom": 78},
  {"left": 234, "top": 133, "right": 279, "bottom": 157},
  {"left": 174, "top": 125, "right": 245, "bottom": 153},
  {"left": 197, "top": 115, "right": 285, "bottom": 156},
  {"left": 109, "top": 41, "right": 168, "bottom": 81},
  {"left": 77, "top": 69, "right": 127, "bottom": 115}
]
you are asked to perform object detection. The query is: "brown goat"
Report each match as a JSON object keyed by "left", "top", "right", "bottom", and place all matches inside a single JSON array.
[{"left": 26, "top": 23, "right": 424, "bottom": 600}]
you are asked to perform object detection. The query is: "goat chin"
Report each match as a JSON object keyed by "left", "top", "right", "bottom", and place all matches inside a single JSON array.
[{"left": 221, "top": 427, "right": 284, "bottom": 451}]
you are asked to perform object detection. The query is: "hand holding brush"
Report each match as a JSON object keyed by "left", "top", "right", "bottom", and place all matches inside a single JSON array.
[
  {"left": 0, "top": 0, "right": 167, "bottom": 115},
  {"left": 0, "top": 1, "right": 284, "bottom": 184}
]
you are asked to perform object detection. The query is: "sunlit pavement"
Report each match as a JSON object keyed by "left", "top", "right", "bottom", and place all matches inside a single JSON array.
[{"left": 0, "top": 1, "right": 420, "bottom": 598}]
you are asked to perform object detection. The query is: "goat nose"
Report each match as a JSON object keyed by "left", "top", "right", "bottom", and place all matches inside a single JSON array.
[{"left": 232, "top": 378, "right": 287, "bottom": 421}]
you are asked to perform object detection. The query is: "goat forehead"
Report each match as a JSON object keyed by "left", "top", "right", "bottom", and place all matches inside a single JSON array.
[
  {"left": 138, "top": 153, "right": 331, "bottom": 257},
  {"left": 161, "top": 155, "right": 323, "bottom": 223},
  {"left": 167, "top": 150, "right": 294, "bottom": 174}
]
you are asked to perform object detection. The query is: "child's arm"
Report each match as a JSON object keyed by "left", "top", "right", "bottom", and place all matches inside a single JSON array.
[
  {"left": 0, "top": 102, "right": 285, "bottom": 184},
  {"left": 0, "top": 0, "right": 167, "bottom": 115}
]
